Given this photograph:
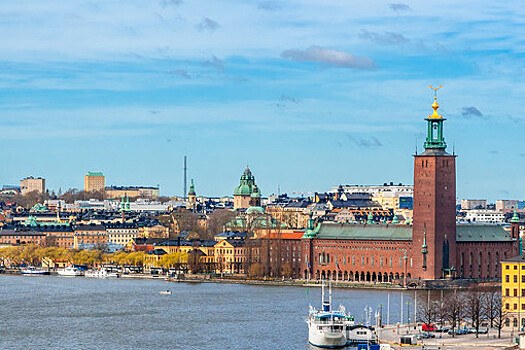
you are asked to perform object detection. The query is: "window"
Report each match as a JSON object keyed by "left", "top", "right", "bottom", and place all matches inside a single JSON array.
[
  {"left": 506, "top": 303, "right": 510, "bottom": 310},
  {"left": 515, "top": 265, "right": 518, "bottom": 270},
  {"left": 515, "top": 275, "right": 518, "bottom": 283},
  {"left": 506, "top": 276, "right": 510, "bottom": 282},
  {"left": 506, "top": 265, "right": 510, "bottom": 270},
  {"left": 515, "top": 304, "right": 518, "bottom": 310},
  {"left": 506, "top": 288, "right": 510, "bottom": 296},
  {"left": 515, "top": 289, "right": 518, "bottom": 297}
]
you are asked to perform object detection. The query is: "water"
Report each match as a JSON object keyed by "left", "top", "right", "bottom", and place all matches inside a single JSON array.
[{"left": 0, "top": 275, "right": 415, "bottom": 349}]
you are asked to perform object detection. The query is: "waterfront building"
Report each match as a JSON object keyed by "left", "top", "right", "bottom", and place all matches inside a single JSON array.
[
  {"left": 0, "top": 230, "right": 46, "bottom": 246},
  {"left": 84, "top": 172, "right": 105, "bottom": 192},
  {"left": 20, "top": 176, "right": 45, "bottom": 195},
  {"left": 233, "top": 167, "right": 261, "bottom": 209},
  {"left": 501, "top": 217, "right": 525, "bottom": 329},
  {"left": 106, "top": 222, "right": 139, "bottom": 247},
  {"left": 302, "top": 95, "right": 519, "bottom": 283},
  {"left": 73, "top": 223, "right": 107, "bottom": 249}
]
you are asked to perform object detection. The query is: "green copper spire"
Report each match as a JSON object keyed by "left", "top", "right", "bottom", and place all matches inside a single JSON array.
[
  {"left": 424, "top": 96, "right": 447, "bottom": 150},
  {"left": 188, "top": 179, "right": 196, "bottom": 196},
  {"left": 511, "top": 208, "right": 520, "bottom": 223},
  {"left": 367, "top": 211, "right": 374, "bottom": 224}
]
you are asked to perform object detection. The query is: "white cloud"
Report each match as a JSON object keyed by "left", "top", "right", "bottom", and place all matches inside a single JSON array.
[{"left": 281, "top": 46, "right": 377, "bottom": 69}]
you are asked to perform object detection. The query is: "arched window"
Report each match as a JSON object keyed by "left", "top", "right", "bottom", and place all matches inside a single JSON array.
[{"left": 514, "top": 318, "right": 518, "bottom": 327}]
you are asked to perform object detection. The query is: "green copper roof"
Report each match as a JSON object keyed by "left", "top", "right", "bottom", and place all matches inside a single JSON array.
[
  {"left": 424, "top": 97, "right": 447, "bottom": 150},
  {"left": 456, "top": 225, "right": 513, "bottom": 242},
  {"left": 233, "top": 167, "right": 260, "bottom": 196},
  {"left": 246, "top": 206, "right": 265, "bottom": 214},
  {"left": 86, "top": 172, "right": 104, "bottom": 176},
  {"left": 511, "top": 209, "right": 520, "bottom": 223},
  {"left": 313, "top": 223, "right": 412, "bottom": 241}
]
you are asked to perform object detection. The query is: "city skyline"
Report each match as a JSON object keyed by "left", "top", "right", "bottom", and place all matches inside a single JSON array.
[{"left": 1, "top": 1, "right": 523, "bottom": 199}]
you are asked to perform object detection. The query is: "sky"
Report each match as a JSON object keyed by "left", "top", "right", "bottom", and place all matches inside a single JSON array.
[{"left": 0, "top": 0, "right": 524, "bottom": 200}]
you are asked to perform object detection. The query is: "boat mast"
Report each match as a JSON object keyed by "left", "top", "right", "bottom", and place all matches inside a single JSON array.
[{"left": 329, "top": 280, "right": 332, "bottom": 311}]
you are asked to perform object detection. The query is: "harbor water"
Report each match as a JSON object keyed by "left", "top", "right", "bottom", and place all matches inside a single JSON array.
[{"left": 0, "top": 275, "right": 417, "bottom": 349}]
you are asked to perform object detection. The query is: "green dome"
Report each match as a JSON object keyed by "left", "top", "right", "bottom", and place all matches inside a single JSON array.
[
  {"left": 246, "top": 206, "right": 265, "bottom": 214},
  {"left": 234, "top": 184, "right": 252, "bottom": 196},
  {"left": 233, "top": 166, "right": 260, "bottom": 197}
]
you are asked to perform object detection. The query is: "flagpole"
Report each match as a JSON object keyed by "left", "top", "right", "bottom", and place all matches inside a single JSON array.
[{"left": 387, "top": 293, "right": 390, "bottom": 326}]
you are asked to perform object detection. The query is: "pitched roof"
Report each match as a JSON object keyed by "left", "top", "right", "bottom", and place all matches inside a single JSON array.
[
  {"left": 456, "top": 225, "right": 513, "bottom": 242},
  {"left": 314, "top": 223, "right": 412, "bottom": 241}
]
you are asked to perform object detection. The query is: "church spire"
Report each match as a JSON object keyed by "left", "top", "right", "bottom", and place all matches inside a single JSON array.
[{"left": 424, "top": 85, "right": 447, "bottom": 151}]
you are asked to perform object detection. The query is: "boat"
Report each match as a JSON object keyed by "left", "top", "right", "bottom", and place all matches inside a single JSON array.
[
  {"left": 307, "top": 281, "right": 377, "bottom": 348},
  {"left": 307, "top": 281, "right": 352, "bottom": 348},
  {"left": 159, "top": 290, "right": 172, "bottom": 295},
  {"left": 85, "top": 268, "right": 119, "bottom": 278},
  {"left": 57, "top": 266, "right": 84, "bottom": 277},
  {"left": 21, "top": 267, "right": 50, "bottom": 275}
]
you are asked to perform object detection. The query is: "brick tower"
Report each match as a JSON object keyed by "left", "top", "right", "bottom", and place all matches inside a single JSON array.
[{"left": 412, "top": 92, "right": 457, "bottom": 280}]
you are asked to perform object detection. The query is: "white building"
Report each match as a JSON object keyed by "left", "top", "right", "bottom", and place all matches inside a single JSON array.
[{"left": 459, "top": 209, "right": 505, "bottom": 224}]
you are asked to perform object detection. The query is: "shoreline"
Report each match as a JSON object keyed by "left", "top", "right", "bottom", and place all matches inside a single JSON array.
[{"left": 1, "top": 269, "right": 497, "bottom": 290}]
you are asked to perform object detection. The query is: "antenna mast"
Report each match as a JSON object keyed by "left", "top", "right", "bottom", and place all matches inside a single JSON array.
[{"left": 183, "top": 155, "right": 187, "bottom": 201}]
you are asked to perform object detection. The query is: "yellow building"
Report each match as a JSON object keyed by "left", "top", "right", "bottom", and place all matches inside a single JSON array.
[
  {"left": 105, "top": 186, "right": 159, "bottom": 199},
  {"left": 501, "top": 255, "right": 525, "bottom": 329},
  {"left": 84, "top": 172, "right": 105, "bottom": 192},
  {"left": 20, "top": 176, "right": 45, "bottom": 195}
]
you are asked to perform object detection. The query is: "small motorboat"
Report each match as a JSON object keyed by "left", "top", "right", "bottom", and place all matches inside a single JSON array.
[
  {"left": 21, "top": 267, "right": 50, "bottom": 275},
  {"left": 85, "top": 268, "right": 119, "bottom": 278},
  {"left": 159, "top": 290, "right": 172, "bottom": 295}
]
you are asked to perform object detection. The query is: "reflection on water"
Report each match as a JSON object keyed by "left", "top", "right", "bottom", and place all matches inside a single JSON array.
[{"left": 0, "top": 275, "right": 421, "bottom": 349}]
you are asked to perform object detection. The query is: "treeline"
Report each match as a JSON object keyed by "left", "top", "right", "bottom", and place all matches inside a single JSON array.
[
  {"left": 417, "top": 287, "right": 505, "bottom": 338},
  {"left": 1, "top": 189, "right": 174, "bottom": 209},
  {"left": 0, "top": 244, "right": 187, "bottom": 269}
]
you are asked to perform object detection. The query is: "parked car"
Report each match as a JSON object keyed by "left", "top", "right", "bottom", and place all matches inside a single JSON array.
[
  {"left": 448, "top": 328, "right": 467, "bottom": 335},
  {"left": 417, "top": 332, "right": 436, "bottom": 339},
  {"left": 422, "top": 324, "right": 437, "bottom": 331},
  {"left": 433, "top": 327, "right": 450, "bottom": 333}
]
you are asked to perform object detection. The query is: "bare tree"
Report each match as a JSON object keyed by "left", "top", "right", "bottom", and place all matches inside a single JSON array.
[
  {"left": 493, "top": 294, "right": 508, "bottom": 338},
  {"left": 483, "top": 289, "right": 500, "bottom": 328},
  {"left": 465, "top": 287, "right": 485, "bottom": 338},
  {"left": 417, "top": 291, "right": 438, "bottom": 329},
  {"left": 444, "top": 290, "right": 464, "bottom": 337},
  {"left": 206, "top": 209, "right": 236, "bottom": 239}
]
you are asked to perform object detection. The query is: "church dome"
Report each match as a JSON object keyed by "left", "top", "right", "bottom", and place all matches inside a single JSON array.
[
  {"left": 233, "top": 166, "right": 259, "bottom": 197},
  {"left": 246, "top": 206, "right": 265, "bottom": 214},
  {"left": 234, "top": 183, "right": 252, "bottom": 196}
]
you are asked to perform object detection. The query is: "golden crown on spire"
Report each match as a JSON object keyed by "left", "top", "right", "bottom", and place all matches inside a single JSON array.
[{"left": 428, "top": 85, "right": 443, "bottom": 119}]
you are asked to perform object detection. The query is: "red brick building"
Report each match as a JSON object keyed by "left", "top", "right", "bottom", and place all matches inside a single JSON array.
[{"left": 301, "top": 96, "right": 519, "bottom": 282}]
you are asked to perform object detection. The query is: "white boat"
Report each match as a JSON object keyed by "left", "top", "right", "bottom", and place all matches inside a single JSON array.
[
  {"left": 307, "top": 281, "right": 377, "bottom": 348},
  {"left": 21, "top": 267, "right": 50, "bottom": 275},
  {"left": 307, "top": 281, "right": 352, "bottom": 348},
  {"left": 57, "top": 266, "right": 84, "bottom": 277},
  {"left": 85, "top": 268, "right": 119, "bottom": 278},
  {"left": 159, "top": 290, "right": 172, "bottom": 295}
]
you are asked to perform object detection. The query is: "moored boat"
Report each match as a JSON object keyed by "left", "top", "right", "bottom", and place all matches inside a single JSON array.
[
  {"left": 21, "top": 267, "right": 50, "bottom": 275},
  {"left": 57, "top": 266, "right": 84, "bottom": 277},
  {"left": 85, "top": 268, "right": 119, "bottom": 278},
  {"left": 307, "top": 281, "right": 352, "bottom": 348}
]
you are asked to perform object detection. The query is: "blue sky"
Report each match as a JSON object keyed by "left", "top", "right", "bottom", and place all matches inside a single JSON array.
[{"left": 0, "top": 0, "right": 523, "bottom": 200}]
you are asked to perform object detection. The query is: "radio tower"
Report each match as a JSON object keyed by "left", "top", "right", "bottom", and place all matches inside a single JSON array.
[{"left": 183, "top": 155, "right": 187, "bottom": 201}]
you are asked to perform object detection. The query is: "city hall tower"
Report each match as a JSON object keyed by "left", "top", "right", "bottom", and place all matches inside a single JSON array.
[{"left": 412, "top": 90, "right": 457, "bottom": 279}]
